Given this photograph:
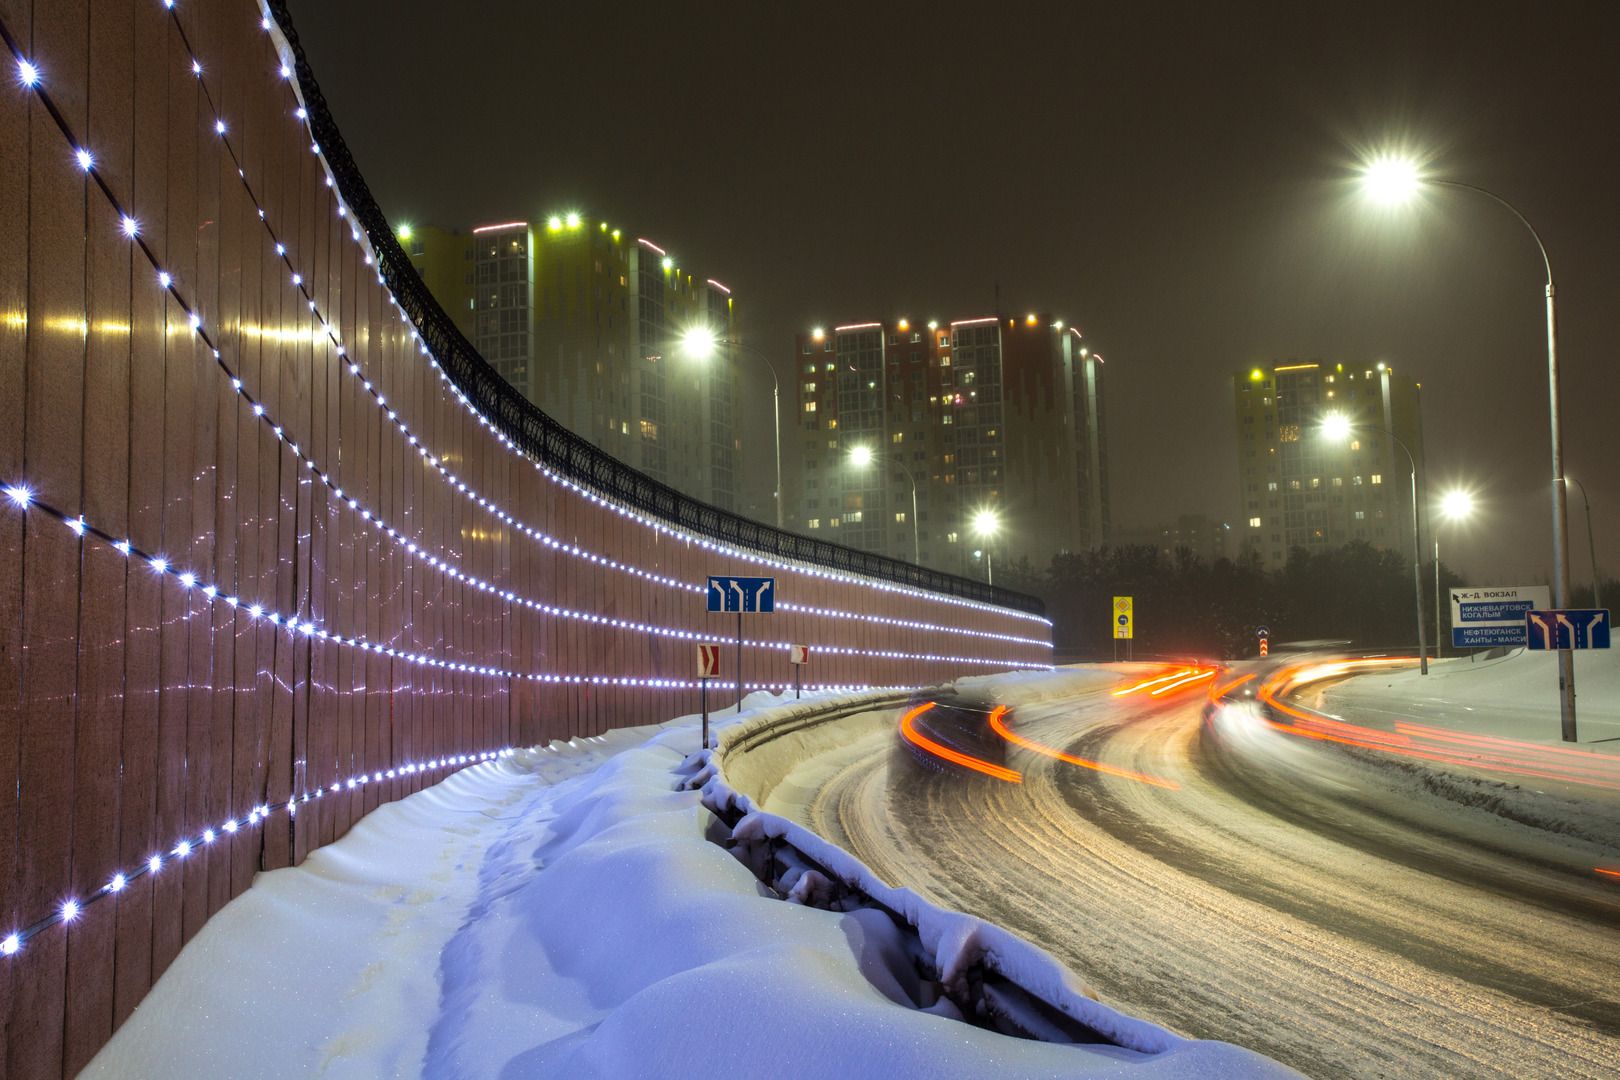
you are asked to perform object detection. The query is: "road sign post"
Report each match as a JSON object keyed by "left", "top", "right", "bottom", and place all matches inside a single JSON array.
[
  {"left": 1113, "top": 596, "right": 1133, "bottom": 662},
  {"left": 788, "top": 644, "right": 809, "bottom": 699},
  {"left": 708, "top": 577, "right": 776, "bottom": 713},
  {"left": 696, "top": 644, "right": 721, "bottom": 749},
  {"left": 1257, "top": 625, "right": 1269, "bottom": 658}
]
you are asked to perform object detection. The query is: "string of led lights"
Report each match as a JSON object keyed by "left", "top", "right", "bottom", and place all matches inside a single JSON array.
[
  {"left": 3, "top": 6, "right": 1050, "bottom": 681},
  {"left": 256, "top": 0, "right": 1048, "bottom": 624}
]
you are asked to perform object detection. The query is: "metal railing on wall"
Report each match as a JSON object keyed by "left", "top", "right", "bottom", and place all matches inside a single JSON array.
[{"left": 266, "top": 0, "right": 1043, "bottom": 619}]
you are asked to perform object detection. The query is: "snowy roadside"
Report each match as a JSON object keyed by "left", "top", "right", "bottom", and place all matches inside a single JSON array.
[
  {"left": 1315, "top": 645, "right": 1620, "bottom": 749},
  {"left": 87, "top": 684, "right": 1297, "bottom": 1079}
]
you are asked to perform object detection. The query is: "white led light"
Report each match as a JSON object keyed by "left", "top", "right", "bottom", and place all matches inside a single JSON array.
[
  {"left": 158, "top": 271, "right": 171, "bottom": 288},
  {"left": 76, "top": 148, "right": 93, "bottom": 171},
  {"left": 191, "top": 60, "right": 200, "bottom": 75},
  {"left": 61, "top": 900, "right": 79, "bottom": 921},
  {"left": 2, "top": 934, "right": 18, "bottom": 955},
  {"left": 179, "top": 572, "right": 195, "bottom": 587},
  {"left": 148, "top": 855, "right": 161, "bottom": 873},
  {"left": 214, "top": 119, "right": 225, "bottom": 135},
  {"left": 109, "top": 874, "right": 126, "bottom": 892},
  {"left": 121, "top": 216, "right": 138, "bottom": 237},
  {"left": 174, "top": 841, "right": 191, "bottom": 858},
  {"left": 280, "top": 64, "right": 291, "bottom": 79},
  {"left": 4, "top": 485, "right": 30, "bottom": 507},
  {"left": 203, "top": 828, "right": 215, "bottom": 843},
  {"left": 17, "top": 59, "right": 39, "bottom": 86},
  {"left": 224, "top": 820, "right": 238, "bottom": 833}
]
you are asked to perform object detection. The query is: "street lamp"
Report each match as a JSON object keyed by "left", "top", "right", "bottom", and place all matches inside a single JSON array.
[
  {"left": 1434, "top": 490, "right": 1475, "bottom": 658},
  {"left": 1320, "top": 412, "right": 1428, "bottom": 673},
  {"left": 972, "top": 508, "right": 1000, "bottom": 586},
  {"left": 681, "top": 327, "right": 782, "bottom": 529},
  {"left": 847, "top": 444, "right": 919, "bottom": 564},
  {"left": 1360, "top": 154, "right": 1578, "bottom": 740},
  {"left": 1564, "top": 476, "right": 1601, "bottom": 609}
]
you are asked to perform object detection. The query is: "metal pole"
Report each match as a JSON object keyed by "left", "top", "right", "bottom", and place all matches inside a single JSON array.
[
  {"left": 1568, "top": 476, "right": 1600, "bottom": 610},
  {"left": 702, "top": 681, "right": 709, "bottom": 751},
  {"left": 1547, "top": 284, "right": 1577, "bottom": 741},
  {"left": 911, "top": 481, "right": 919, "bottom": 564},
  {"left": 1434, "top": 536, "right": 1442, "bottom": 660},
  {"left": 1408, "top": 462, "right": 1428, "bottom": 674},
  {"left": 1432, "top": 182, "right": 1573, "bottom": 739},
  {"left": 737, "top": 610, "right": 744, "bottom": 714},
  {"left": 771, "top": 377, "right": 783, "bottom": 529},
  {"left": 987, "top": 549, "right": 994, "bottom": 587}
]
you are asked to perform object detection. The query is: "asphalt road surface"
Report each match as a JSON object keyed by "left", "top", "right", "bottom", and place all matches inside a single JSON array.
[{"left": 788, "top": 672, "right": 1620, "bottom": 1080}]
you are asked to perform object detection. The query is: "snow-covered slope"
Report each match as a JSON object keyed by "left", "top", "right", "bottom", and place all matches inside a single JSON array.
[{"left": 86, "top": 688, "right": 1297, "bottom": 1079}]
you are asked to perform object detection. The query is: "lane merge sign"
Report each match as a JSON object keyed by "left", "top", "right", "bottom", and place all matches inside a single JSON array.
[
  {"left": 1113, "top": 596, "right": 1133, "bottom": 640},
  {"left": 708, "top": 576, "right": 775, "bottom": 613},
  {"left": 1450, "top": 585, "right": 1550, "bottom": 649},
  {"left": 1526, "top": 609, "right": 1611, "bottom": 651}
]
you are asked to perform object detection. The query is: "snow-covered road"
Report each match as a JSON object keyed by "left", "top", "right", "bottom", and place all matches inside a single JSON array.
[{"left": 775, "top": 670, "right": 1620, "bottom": 1080}]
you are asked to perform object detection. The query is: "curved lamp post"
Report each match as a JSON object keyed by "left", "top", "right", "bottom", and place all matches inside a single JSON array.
[
  {"left": 681, "top": 327, "right": 782, "bottom": 529},
  {"left": 1361, "top": 155, "right": 1578, "bottom": 737},
  {"left": 1322, "top": 413, "right": 1427, "bottom": 674},
  {"left": 848, "top": 444, "right": 919, "bottom": 563}
]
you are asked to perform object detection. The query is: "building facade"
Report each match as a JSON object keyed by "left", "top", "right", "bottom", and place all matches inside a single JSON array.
[
  {"left": 792, "top": 314, "right": 1109, "bottom": 577},
  {"left": 1112, "top": 514, "right": 1233, "bottom": 564},
  {"left": 403, "top": 215, "right": 743, "bottom": 510},
  {"left": 1233, "top": 360, "right": 1424, "bottom": 570}
]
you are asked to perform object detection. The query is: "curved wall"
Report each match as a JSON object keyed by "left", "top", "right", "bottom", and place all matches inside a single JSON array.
[{"left": 0, "top": 0, "right": 1050, "bottom": 1074}]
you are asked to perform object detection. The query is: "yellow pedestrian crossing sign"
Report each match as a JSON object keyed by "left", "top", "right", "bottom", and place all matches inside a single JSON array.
[{"left": 1113, "top": 596, "right": 1133, "bottom": 640}]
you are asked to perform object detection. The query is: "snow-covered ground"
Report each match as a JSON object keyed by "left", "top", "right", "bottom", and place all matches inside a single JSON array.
[
  {"left": 1318, "top": 645, "right": 1620, "bottom": 749},
  {"left": 86, "top": 686, "right": 1295, "bottom": 1079}
]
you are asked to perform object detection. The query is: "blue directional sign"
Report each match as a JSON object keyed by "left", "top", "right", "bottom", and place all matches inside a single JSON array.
[
  {"left": 1450, "top": 586, "right": 1549, "bottom": 649},
  {"left": 707, "top": 576, "right": 775, "bottom": 613},
  {"left": 1256, "top": 625, "right": 1269, "bottom": 639},
  {"left": 1525, "top": 609, "right": 1610, "bottom": 651}
]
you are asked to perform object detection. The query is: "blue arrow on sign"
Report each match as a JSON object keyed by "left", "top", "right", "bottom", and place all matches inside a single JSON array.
[
  {"left": 1525, "top": 609, "right": 1610, "bottom": 650},
  {"left": 1256, "top": 625, "right": 1270, "bottom": 639},
  {"left": 707, "top": 576, "right": 775, "bottom": 613}
]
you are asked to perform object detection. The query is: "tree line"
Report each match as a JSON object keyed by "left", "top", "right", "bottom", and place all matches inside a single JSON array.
[{"left": 997, "top": 541, "right": 1480, "bottom": 660}]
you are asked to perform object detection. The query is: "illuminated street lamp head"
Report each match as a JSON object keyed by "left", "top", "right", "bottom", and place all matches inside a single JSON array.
[
  {"left": 972, "top": 509, "right": 1000, "bottom": 538},
  {"left": 848, "top": 445, "right": 874, "bottom": 468},
  {"left": 397, "top": 224, "right": 412, "bottom": 241},
  {"left": 1440, "top": 490, "right": 1474, "bottom": 520},
  {"left": 1320, "top": 412, "right": 1354, "bottom": 441},
  {"left": 680, "top": 326, "right": 718, "bottom": 358},
  {"left": 1362, "top": 154, "right": 1421, "bottom": 204}
]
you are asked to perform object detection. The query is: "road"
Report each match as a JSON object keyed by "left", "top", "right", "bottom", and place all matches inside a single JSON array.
[{"left": 784, "top": 668, "right": 1620, "bottom": 1080}]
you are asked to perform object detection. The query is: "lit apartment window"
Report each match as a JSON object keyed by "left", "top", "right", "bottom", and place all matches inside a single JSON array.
[
  {"left": 803, "top": 401, "right": 817, "bottom": 412},
  {"left": 891, "top": 432, "right": 904, "bottom": 443},
  {"left": 807, "top": 519, "right": 820, "bottom": 529},
  {"left": 1354, "top": 511, "right": 1365, "bottom": 520},
  {"left": 895, "top": 512, "right": 907, "bottom": 523},
  {"left": 804, "top": 382, "right": 816, "bottom": 393},
  {"left": 845, "top": 511, "right": 862, "bottom": 523},
  {"left": 1249, "top": 517, "right": 1262, "bottom": 527},
  {"left": 1371, "top": 474, "right": 1382, "bottom": 484}
]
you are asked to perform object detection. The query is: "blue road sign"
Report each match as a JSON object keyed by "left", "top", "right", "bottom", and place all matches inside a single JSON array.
[
  {"left": 1453, "top": 625, "right": 1530, "bottom": 649},
  {"left": 707, "top": 576, "right": 775, "bottom": 613},
  {"left": 1525, "top": 609, "right": 1610, "bottom": 651},
  {"left": 1256, "top": 625, "right": 1270, "bottom": 639}
]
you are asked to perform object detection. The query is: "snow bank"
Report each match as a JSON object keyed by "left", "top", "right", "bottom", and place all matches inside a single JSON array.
[
  {"left": 1318, "top": 646, "right": 1620, "bottom": 744},
  {"left": 88, "top": 682, "right": 1296, "bottom": 1079}
]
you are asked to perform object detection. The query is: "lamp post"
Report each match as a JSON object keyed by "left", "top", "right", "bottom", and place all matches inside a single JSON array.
[
  {"left": 973, "top": 509, "right": 1001, "bottom": 586},
  {"left": 1565, "top": 476, "right": 1601, "bottom": 609},
  {"left": 1361, "top": 155, "right": 1577, "bottom": 739},
  {"left": 680, "top": 328, "right": 782, "bottom": 529},
  {"left": 1321, "top": 414, "right": 1427, "bottom": 673},
  {"left": 1434, "top": 490, "right": 1475, "bottom": 659},
  {"left": 847, "top": 444, "right": 919, "bottom": 563}
]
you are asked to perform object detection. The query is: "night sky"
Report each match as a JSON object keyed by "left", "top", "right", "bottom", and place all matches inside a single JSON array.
[{"left": 287, "top": 0, "right": 1618, "bottom": 589}]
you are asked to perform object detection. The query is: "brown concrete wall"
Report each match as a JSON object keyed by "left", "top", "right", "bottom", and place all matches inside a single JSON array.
[{"left": 0, "top": 2, "right": 1052, "bottom": 1075}]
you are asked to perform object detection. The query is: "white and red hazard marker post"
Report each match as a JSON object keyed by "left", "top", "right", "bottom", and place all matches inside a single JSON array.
[
  {"left": 1257, "top": 624, "right": 1270, "bottom": 658},
  {"left": 788, "top": 644, "right": 810, "bottom": 699},
  {"left": 697, "top": 644, "right": 721, "bottom": 749}
]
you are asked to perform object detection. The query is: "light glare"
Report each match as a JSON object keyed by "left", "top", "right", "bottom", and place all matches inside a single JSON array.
[{"left": 1362, "top": 154, "right": 1421, "bottom": 204}]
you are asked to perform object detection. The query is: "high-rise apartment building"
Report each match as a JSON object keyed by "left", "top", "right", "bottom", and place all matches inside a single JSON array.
[
  {"left": 1233, "top": 360, "right": 1424, "bottom": 570},
  {"left": 402, "top": 214, "right": 743, "bottom": 510},
  {"left": 792, "top": 313, "right": 1109, "bottom": 577}
]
